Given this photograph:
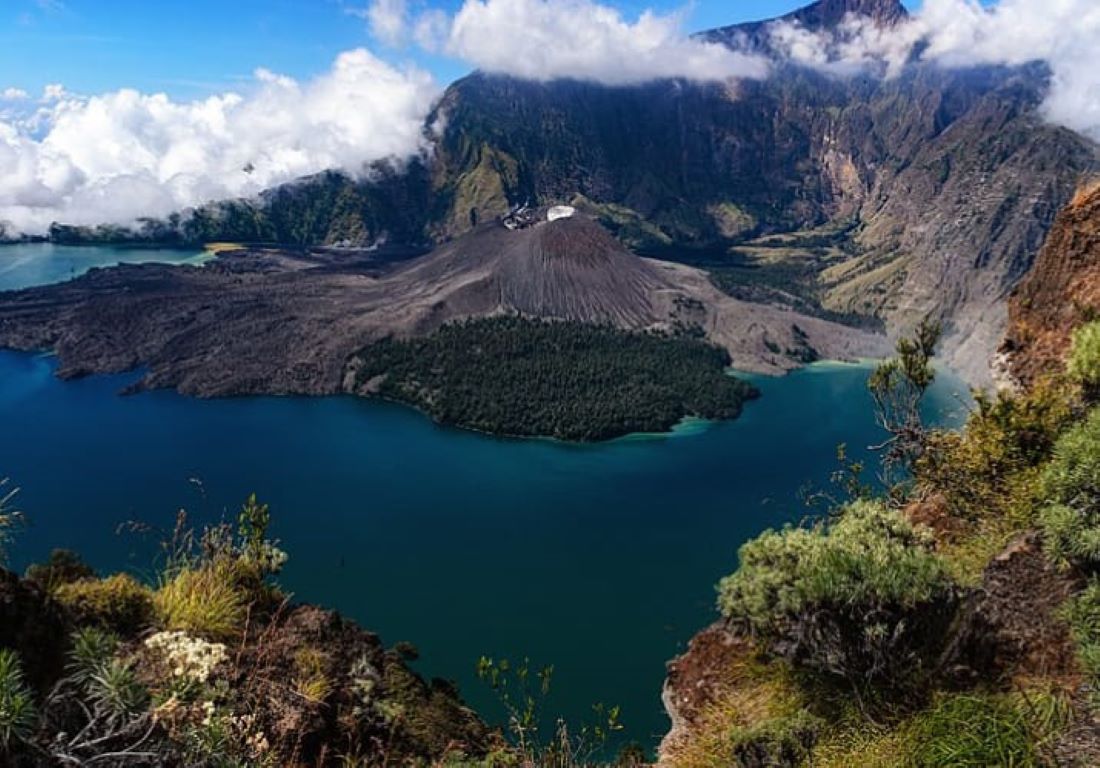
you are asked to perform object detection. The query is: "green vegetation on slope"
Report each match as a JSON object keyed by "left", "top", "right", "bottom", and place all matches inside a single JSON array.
[
  {"left": 661, "top": 317, "right": 1100, "bottom": 768},
  {"left": 718, "top": 500, "right": 956, "bottom": 693},
  {"left": 0, "top": 498, "right": 495, "bottom": 767},
  {"left": 353, "top": 317, "right": 759, "bottom": 441}
]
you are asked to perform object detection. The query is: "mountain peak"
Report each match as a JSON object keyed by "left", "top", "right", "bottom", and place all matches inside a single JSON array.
[
  {"left": 701, "top": 0, "right": 908, "bottom": 49},
  {"left": 787, "top": 0, "right": 909, "bottom": 31}
]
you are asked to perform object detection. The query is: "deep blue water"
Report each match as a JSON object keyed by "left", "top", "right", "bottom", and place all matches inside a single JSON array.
[
  {"left": 0, "top": 348, "right": 970, "bottom": 748},
  {"left": 0, "top": 243, "right": 207, "bottom": 290}
]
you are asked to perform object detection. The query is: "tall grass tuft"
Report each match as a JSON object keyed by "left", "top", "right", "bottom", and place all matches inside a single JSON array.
[
  {"left": 155, "top": 561, "right": 246, "bottom": 641},
  {"left": 899, "top": 692, "right": 1066, "bottom": 768},
  {"left": 0, "top": 648, "right": 36, "bottom": 751}
]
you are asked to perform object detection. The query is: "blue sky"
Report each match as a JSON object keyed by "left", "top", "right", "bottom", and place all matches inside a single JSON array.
[{"left": 3, "top": 0, "right": 921, "bottom": 98}]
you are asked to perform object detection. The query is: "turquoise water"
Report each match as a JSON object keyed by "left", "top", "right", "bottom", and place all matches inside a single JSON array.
[
  {"left": 0, "top": 243, "right": 208, "bottom": 290},
  {"left": 0, "top": 349, "right": 970, "bottom": 749}
]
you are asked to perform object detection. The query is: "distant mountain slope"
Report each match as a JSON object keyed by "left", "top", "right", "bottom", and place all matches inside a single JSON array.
[
  {"left": 423, "top": 59, "right": 1095, "bottom": 381},
  {"left": 49, "top": 0, "right": 1099, "bottom": 383},
  {"left": 702, "top": 0, "right": 908, "bottom": 50}
]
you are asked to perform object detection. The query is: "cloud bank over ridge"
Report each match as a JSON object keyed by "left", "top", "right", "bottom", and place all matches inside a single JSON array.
[
  {"left": 2, "top": 0, "right": 1100, "bottom": 235},
  {"left": 0, "top": 49, "right": 438, "bottom": 234},
  {"left": 764, "top": 0, "right": 1100, "bottom": 141}
]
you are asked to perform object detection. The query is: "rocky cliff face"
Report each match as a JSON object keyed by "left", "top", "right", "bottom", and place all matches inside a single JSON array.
[{"left": 999, "top": 181, "right": 1100, "bottom": 388}]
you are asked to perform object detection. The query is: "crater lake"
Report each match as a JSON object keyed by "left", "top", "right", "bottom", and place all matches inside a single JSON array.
[{"left": 0, "top": 245, "right": 970, "bottom": 749}]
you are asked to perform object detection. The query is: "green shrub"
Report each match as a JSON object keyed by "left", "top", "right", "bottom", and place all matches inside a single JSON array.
[
  {"left": 67, "top": 627, "right": 122, "bottom": 686},
  {"left": 24, "top": 549, "right": 96, "bottom": 592},
  {"left": 918, "top": 381, "right": 1072, "bottom": 521},
  {"left": 1068, "top": 320, "right": 1100, "bottom": 401},
  {"left": 900, "top": 692, "right": 1062, "bottom": 767},
  {"left": 0, "top": 649, "right": 36, "bottom": 751},
  {"left": 55, "top": 573, "right": 156, "bottom": 634},
  {"left": 717, "top": 501, "right": 956, "bottom": 691},
  {"left": 1038, "top": 407, "right": 1100, "bottom": 567},
  {"left": 1061, "top": 577, "right": 1100, "bottom": 690},
  {"left": 155, "top": 563, "right": 246, "bottom": 641},
  {"left": 729, "top": 710, "right": 823, "bottom": 767},
  {"left": 86, "top": 658, "right": 148, "bottom": 728}
]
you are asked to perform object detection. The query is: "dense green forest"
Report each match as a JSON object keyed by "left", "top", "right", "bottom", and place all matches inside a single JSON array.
[{"left": 353, "top": 317, "right": 758, "bottom": 441}]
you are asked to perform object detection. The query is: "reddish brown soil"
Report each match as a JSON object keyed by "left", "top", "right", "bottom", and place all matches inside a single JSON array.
[{"left": 1002, "top": 181, "right": 1100, "bottom": 388}]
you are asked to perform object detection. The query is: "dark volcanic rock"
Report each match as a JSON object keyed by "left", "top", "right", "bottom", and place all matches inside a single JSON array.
[
  {"left": 231, "top": 604, "right": 491, "bottom": 763},
  {"left": 944, "top": 532, "right": 1081, "bottom": 683}
]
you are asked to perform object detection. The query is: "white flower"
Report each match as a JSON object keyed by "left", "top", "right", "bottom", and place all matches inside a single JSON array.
[{"left": 145, "top": 631, "right": 228, "bottom": 683}]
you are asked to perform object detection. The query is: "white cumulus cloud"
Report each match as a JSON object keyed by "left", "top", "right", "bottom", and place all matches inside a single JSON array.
[
  {"left": 766, "top": 0, "right": 1100, "bottom": 141},
  {"left": 1, "top": 88, "right": 29, "bottom": 101},
  {"left": 0, "top": 49, "right": 439, "bottom": 234},
  {"left": 364, "top": 0, "right": 410, "bottom": 46},
  {"left": 423, "top": 0, "right": 769, "bottom": 84}
]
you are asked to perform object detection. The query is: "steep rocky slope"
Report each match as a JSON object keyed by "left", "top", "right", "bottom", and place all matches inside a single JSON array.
[{"left": 1000, "top": 181, "right": 1100, "bottom": 388}]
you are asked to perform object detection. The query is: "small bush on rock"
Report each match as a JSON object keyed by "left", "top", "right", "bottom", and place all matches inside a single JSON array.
[
  {"left": 0, "top": 649, "right": 36, "bottom": 752},
  {"left": 718, "top": 501, "right": 957, "bottom": 693},
  {"left": 24, "top": 549, "right": 96, "bottom": 592},
  {"left": 1039, "top": 407, "right": 1100, "bottom": 568},
  {"left": 1069, "top": 320, "right": 1100, "bottom": 401},
  {"left": 1062, "top": 577, "right": 1100, "bottom": 695},
  {"left": 55, "top": 573, "right": 155, "bottom": 634},
  {"left": 729, "top": 710, "right": 823, "bottom": 767}
]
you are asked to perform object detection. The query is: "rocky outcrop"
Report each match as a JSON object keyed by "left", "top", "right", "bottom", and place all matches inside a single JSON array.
[
  {"left": 942, "top": 532, "right": 1081, "bottom": 684},
  {"left": 0, "top": 567, "right": 492, "bottom": 766},
  {"left": 659, "top": 622, "right": 752, "bottom": 763},
  {"left": 1000, "top": 181, "right": 1100, "bottom": 389},
  {"left": 658, "top": 532, "right": 1085, "bottom": 764},
  {"left": 228, "top": 604, "right": 490, "bottom": 763}
]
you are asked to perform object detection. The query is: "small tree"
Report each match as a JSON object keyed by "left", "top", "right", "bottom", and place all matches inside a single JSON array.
[
  {"left": 475, "top": 656, "right": 623, "bottom": 766},
  {"left": 868, "top": 319, "right": 941, "bottom": 493}
]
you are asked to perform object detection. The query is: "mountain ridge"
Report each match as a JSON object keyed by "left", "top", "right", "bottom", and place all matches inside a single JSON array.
[
  {"left": 27, "top": 0, "right": 1100, "bottom": 385},
  {"left": 701, "top": 0, "right": 908, "bottom": 50}
]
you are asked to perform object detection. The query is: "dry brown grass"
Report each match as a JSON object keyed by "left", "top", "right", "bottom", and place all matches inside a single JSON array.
[{"left": 661, "top": 656, "right": 803, "bottom": 768}]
